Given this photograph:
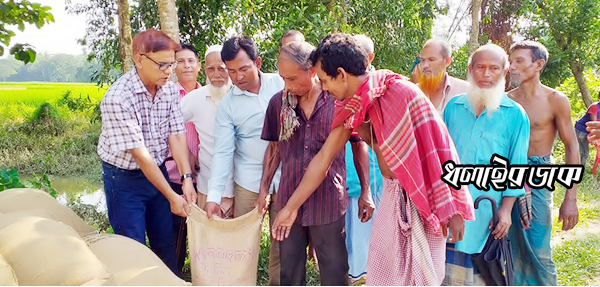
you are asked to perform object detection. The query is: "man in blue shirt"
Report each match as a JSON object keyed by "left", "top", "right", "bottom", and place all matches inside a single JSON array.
[
  {"left": 442, "top": 44, "right": 529, "bottom": 285},
  {"left": 203, "top": 35, "right": 283, "bottom": 286}
]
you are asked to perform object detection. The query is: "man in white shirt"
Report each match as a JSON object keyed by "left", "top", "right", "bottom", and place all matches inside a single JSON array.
[
  {"left": 204, "top": 35, "right": 284, "bottom": 286},
  {"left": 180, "top": 45, "right": 235, "bottom": 216}
]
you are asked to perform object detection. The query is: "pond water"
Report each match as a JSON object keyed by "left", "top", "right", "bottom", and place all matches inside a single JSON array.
[{"left": 50, "top": 176, "right": 106, "bottom": 212}]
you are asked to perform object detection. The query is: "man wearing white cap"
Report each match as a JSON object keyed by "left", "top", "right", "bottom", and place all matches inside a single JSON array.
[{"left": 180, "top": 45, "right": 235, "bottom": 214}]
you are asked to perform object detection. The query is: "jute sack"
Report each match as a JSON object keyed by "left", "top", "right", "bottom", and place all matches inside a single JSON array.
[
  {"left": 0, "top": 188, "right": 97, "bottom": 236},
  {"left": 0, "top": 253, "right": 17, "bottom": 285},
  {"left": 0, "top": 209, "right": 55, "bottom": 231},
  {"left": 0, "top": 216, "right": 114, "bottom": 285},
  {"left": 83, "top": 233, "right": 189, "bottom": 286},
  {"left": 187, "top": 204, "right": 262, "bottom": 286}
]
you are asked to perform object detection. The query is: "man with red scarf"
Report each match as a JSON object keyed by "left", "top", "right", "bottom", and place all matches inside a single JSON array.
[{"left": 271, "top": 33, "right": 475, "bottom": 285}]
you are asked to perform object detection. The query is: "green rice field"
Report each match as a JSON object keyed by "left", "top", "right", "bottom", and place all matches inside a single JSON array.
[{"left": 0, "top": 82, "right": 106, "bottom": 106}]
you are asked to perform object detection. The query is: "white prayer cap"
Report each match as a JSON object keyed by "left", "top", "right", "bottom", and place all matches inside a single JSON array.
[{"left": 205, "top": 45, "right": 223, "bottom": 59}]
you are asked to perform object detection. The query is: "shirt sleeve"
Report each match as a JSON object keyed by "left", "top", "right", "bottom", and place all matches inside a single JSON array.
[
  {"left": 180, "top": 93, "right": 194, "bottom": 123},
  {"left": 169, "top": 89, "right": 186, "bottom": 136},
  {"left": 588, "top": 103, "right": 598, "bottom": 116},
  {"left": 502, "top": 107, "right": 529, "bottom": 198},
  {"left": 207, "top": 96, "right": 236, "bottom": 204},
  {"left": 100, "top": 93, "right": 144, "bottom": 152},
  {"left": 261, "top": 92, "right": 282, "bottom": 142}
]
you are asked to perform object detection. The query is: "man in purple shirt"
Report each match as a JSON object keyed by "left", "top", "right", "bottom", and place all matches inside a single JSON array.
[{"left": 257, "top": 41, "right": 364, "bottom": 285}]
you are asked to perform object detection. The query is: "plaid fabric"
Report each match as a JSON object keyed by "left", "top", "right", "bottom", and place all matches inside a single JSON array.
[
  {"left": 443, "top": 244, "right": 486, "bottom": 286},
  {"left": 367, "top": 178, "right": 446, "bottom": 285},
  {"left": 97, "top": 69, "right": 186, "bottom": 170},
  {"left": 331, "top": 70, "right": 475, "bottom": 231},
  {"left": 165, "top": 81, "right": 201, "bottom": 184}
]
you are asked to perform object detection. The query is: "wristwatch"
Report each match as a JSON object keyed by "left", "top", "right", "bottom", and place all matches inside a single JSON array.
[{"left": 181, "top": 173, "right": 194, "bottom": 182}]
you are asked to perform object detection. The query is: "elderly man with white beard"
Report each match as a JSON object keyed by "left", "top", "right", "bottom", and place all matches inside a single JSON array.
[
  {"left": 442, "top": 44, "right": 530, "bottom": 286},
  {"left": 180, "top": 45, "right": 235, "bottom": 216}
]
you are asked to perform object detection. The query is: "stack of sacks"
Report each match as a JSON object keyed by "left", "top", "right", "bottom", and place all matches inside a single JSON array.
[
  {"left": 0, "top": 188, "right": 97, "bottom": 236},
  {"left": 0, "top": 188, "right": 190, "bottom": 286}
]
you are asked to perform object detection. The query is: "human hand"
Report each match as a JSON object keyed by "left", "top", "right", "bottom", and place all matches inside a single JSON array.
[
  {"left": 204, "top": 202, "right": 222, "bottom": 220},
  {"left": 358, "top": 192, "right": 375, "bottom": 222},
  {"left": 491, "top": 207, "right": 512, "bottom": 240},
  {"left": 558, "top": 197, "right": 578, "bottom": 231},
  {"left": 272, "top": 207, "right": 298, "bottom": 241},
  {"left": 443, "top": 214, "right": 465, "bottom": 242}
]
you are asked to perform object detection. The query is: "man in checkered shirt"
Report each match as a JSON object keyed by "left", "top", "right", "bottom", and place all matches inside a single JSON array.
[{"left": 97, "top": 29, "right": 196, "bottom": 275}]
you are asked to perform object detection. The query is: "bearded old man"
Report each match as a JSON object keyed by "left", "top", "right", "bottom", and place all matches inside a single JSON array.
[
  {"left": 180, "top": 45, "right": 235, "bottom": 215},
  {"left": 417, "top": 38, "right": 469, "bottom": 115},
  {"left": 442, "top": 44, "right": 529, "bottom": 285}
]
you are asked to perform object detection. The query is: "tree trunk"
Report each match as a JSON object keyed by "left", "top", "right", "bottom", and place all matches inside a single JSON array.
[
  {"left": 117, "top": 0, "right": 133, "bottom": 74},
  {"left": 156, "top": 0, "right": 180, "bottom": 44},
  {"left": 469, "top": 0, "right": 482, "bottom": 54},
  {"left": 569, "top": 59, "right": 593, "bottom": 107}
]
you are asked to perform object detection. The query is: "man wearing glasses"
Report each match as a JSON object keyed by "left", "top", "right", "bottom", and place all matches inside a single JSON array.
[{"left": 97, "top": 29, "right": 196, "bottom": 275}]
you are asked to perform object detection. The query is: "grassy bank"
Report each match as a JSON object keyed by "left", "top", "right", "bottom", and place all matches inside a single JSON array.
[{"left": 0, "top": 82, "right": 106, "bottom": 182}]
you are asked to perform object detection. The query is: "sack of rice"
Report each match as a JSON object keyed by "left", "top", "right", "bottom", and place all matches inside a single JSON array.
[
  {"left": 0, "top": 188, "right": 97, "bottom": 236},
  {"left": 0, "top": 216, "right": 113, "bottom": 285},
  {"left": 0, "top": 253, "right": 17, "bottom": 285},
  {"left": 187, "top": 204, "right": 262, "bottom": 286},
  {"left": 83, "top": 233, "right": 189, "bottom": 286},
  {"left": 0, "top": 209, "right": 54, "bottom": 231}
]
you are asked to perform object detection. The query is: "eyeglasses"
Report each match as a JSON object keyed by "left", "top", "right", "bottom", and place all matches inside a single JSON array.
[{"left": 142, "top": 54, "right": 178, "bottom": 71}]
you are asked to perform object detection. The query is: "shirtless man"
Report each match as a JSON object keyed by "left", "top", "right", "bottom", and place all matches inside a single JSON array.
[{"left": 508, "top": 40, "right": 579, "bottom": 286}]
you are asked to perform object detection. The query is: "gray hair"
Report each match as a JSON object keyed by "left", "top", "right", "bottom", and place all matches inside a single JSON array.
[
  {"left": 468, "top": 43, "right": 509, "bottom": 70},
  {"left": 422, "top": 38, "right": 452, "bottom": 58},
  {"left": 509, "top": 40, "right": 549, "bottom": 69},
  {"left": 353, "top": 34, "right": 374, "bottom": 54},
  {"left": 279, "top": 30, "right": 305, "bottom": 47},
  {"left": 279, "top": 41, "right": 316, "bottom": 71}
]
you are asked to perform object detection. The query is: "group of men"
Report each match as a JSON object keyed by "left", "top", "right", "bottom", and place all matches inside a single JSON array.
[{"left": 98, "top": 27, "right": 582, "bottom": 286}]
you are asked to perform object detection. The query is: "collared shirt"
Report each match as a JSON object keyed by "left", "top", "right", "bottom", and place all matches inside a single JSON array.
[
  {"left": 262, "top": 91, "right": 348, "bottom": 226},
  {"left": 206, "top": 72, "right": 284, "bottom": 204},
  {"left": 443, "top": 93, "right": 529, "bottom": 254},
  {"left": 165, "top": 81, "right": 202, "bottom": 184},
  {"left": 436, "top": 73, "right": 469, "bottom": 115},
  {"left": 180, "top": 85, "right": 235, "bottom": 197},
  {"left": 97, "top": 68, "right": 186, "bottom": 170}
]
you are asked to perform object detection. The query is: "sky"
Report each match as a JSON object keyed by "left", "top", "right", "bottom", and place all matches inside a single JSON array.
[{"left": 7, "top": 0, "right": 88, "bottom": 56}]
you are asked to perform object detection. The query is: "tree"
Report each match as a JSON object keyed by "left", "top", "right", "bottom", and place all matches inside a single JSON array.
[
  {"left": 157, "top": 0, "right": 180, "bottom": 43},
  {"left": 0, "top": 0, "right": 54, "bottom": 63},
  {"left": 71, "top": 0, "right": 437, "bottom": 84},
  {"left": 469, "top": 0, "right": 482, "bottom": 54},
  {"left": 117, "top": 0, "right": 134, "bottom": 73},
  {"left": 526, "top": 0, "right": 600, "bottom": 106}
]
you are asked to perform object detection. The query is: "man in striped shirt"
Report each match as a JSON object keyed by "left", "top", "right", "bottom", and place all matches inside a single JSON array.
[
  {"left": 166, "top": 43, "right": 202, "bottom": 277},
  {"left": 259, "top": 41, "right": 360, "bottom": 285}
]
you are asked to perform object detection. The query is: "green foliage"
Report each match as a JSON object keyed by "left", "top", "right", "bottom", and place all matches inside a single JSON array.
[
  {"left": 0, "top": 168, "right": 26, "bottom": 191},
  {"left": 553, "top": 234, "right": 600, "bottom": 286},
  {"left": 0, "top": 0, "right": 54, "bottom": 63},
  {"left": 0, "top": 54, "right": 97, "bottom": 82},
  {"left": 556, "top": 69, "right": 600, "bottom": 118},
  {"left": 447, "top": 44, "right": 469, "bottom": 80},
  {"left": 0, "top": 167, "right": 58, "bottom": 197},
  {"left": 70, "top": 0, "right": 436, "bottom": 84},
  {"left": 21, "top": 102, "right": 66, "bottom": 136},
  {"left": 58, "top": 90, "right": 99, "bottom": 112}
]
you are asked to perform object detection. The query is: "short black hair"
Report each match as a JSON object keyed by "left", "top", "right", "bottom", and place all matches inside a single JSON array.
[
  {"left": 310, "top": 33, "right": 368, "bottom": 78},
  {"left": 177, "top": 44, "right": 199, "bottom": 59},
  {"left": 221, "top": 36, "right": 259, "bottom": 62}
]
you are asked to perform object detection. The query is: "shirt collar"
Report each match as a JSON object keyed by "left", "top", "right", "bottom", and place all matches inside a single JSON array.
[
  {"left": 231, "top": 71, "right": 264, "bottom": 96},
  {"left": 454, "top": 92, "right": 514, "bottom": 117},
  {"left": 130, "top": 68, "right": 171, "bottom": 101},
  {"left": 177, "top": 81, "right": 201, "bottom": 95}
]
